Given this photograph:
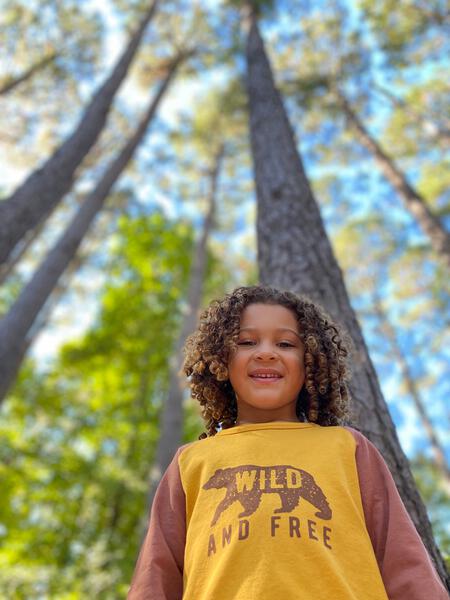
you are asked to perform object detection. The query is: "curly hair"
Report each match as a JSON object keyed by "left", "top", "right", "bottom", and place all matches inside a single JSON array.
[{"left": 183, "top": 285, "right": 351, "bottom": 438}]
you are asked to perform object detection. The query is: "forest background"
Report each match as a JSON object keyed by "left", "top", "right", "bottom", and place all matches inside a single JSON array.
[{"left": 0, "top": 0, "right": 449, "bottom": 597}]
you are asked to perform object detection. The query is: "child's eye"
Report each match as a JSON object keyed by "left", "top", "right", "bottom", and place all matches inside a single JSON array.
[
  {"left": 278, "top": 341, "right": 295, "bottom": 348},
  {"left": 237, "top": 340, "right": 255, "bottom": 346}
]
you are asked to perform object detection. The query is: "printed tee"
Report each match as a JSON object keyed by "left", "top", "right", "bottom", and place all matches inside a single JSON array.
[{"left": 127, "top": 422, "right": 448, "bottom": 600}]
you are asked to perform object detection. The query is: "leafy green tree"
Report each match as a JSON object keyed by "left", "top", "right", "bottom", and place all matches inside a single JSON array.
[
  {"left": 357, "top": 0, "right": 449, "bottom": 65},
  {"left": 0, "top": 212, "right": 195, "bottom": 597}
]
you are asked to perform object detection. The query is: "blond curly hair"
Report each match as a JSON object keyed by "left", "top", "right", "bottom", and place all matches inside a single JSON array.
[{"left": 183, "top": 285, "right": 351, "bottom": 438}]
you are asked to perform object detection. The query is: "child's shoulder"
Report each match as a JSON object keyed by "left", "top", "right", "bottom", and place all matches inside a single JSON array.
[
  {"left": 342, "top": 425, "right": 381, "bottom": 451},
  {"left": 175, "top": 436, "right": 212, "bottom": 459}
]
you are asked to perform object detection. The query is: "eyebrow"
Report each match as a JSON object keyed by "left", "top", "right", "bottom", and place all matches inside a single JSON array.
[{"left": 239, "top": 327, "right": 301, "bottom": 339}]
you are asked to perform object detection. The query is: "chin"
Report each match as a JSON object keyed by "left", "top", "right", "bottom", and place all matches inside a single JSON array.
[{"left": 252, "top": 403, "right": 292, "bottom": 411}]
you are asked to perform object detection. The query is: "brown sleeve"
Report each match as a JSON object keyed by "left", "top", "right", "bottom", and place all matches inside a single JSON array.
[
  {"left": 345, "top": 427, "right": 448, "bottom": 600},
  {"left": 127, "top": 446, "right": 187, "bottom": 600}
]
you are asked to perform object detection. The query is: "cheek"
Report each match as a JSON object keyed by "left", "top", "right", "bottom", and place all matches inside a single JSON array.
[
  {"left": 227, "top": 356, "right": 243, "bottom": 385},
  {"left": 293, "top": 356, "right": 306, "bottom": 380}
]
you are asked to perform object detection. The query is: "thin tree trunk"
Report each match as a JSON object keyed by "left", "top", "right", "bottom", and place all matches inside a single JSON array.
[
  {"left": 372, "top": 293, "right": 450, "bottom": 489},
  {"left": 0, "top": 188, "right": 103, "bottom": 286},
  {"left": 0, "top": 0, "right": 160, "bottom": 266},
  {"left": 0, "top": 254, "right": 84, "bottom": 406},
  {"left": 242, "top": 6, "right": 449, "bottom": 587},
  {"left": 335, "top": 89, "right": 450, "bottom": 269},
  {"left": 3, "top": 255, "right": 84, "bottom": 404},
  {"left": 0, "top": 221, "right": 46, "bottom": 286},
  {"left": 144, "top": 144, "right": 225, "bottom": 521},
  {"left": 0, "top": 50, "right": 59, "bottom": 95},
  {"left": 25, "top": 254, "right": 84, "bottom": 348},
  {"left": 0, "top": 56, "right": 184, "bottom": 403},
  {"left": 107, "top": 354, "right": 153, "bottom": 547}
]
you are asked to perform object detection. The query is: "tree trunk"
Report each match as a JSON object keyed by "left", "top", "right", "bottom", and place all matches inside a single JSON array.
[
  {"left": 0, "top": 189, "right": 104, "bottom": 286},
  {"left": 144, "top": 144, "right": 224, "bottom": 520},
  {"left": 3, "top": 254, "right": 84, "bottom": 406},
  {"left": 25, "top": 254, "right": 84, "bottom": 350},
  {"left": 107, "top": 354, "right": 153, "bottom": 549},
  {"left": 0, "top": 56, "right": 183, "bottom": 403},
  {"left": 0, "top": 0, "right": 160, "bottom": 266},
  {"left": 335, "top": 89, "right": 450, "bottom": 270},
  {"left": 242, "top": 7, "right": 449, "bottom": 587},
  {"left": 372, "top": 293, "right": 450, "bottom": 490},
  {"left": 0, "top": 51, "right": 59, "bottom": 96},
  {"left": 0, "top": 221, "right": 46, "bottom": 286}
]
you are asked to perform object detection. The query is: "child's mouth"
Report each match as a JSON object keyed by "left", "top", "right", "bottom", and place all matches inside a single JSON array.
[{"left": 249, "top": 372, "right": 283, "bottom": 383}]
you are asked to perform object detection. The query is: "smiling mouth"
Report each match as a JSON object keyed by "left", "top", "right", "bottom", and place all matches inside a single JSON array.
[{"left": 249, "top": 373, "right": 283, "bottom": 382}]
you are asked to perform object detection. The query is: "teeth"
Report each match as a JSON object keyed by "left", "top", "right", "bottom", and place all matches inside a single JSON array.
[{"left": 252, "top": 373, "right": 281, "bottom": 378}]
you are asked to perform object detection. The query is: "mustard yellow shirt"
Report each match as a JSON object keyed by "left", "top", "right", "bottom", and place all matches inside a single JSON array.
[{"left": 128, "top": 422, "right": 448, "bottom": 600}]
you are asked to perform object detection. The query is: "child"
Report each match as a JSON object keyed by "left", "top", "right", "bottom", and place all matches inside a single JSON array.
[{"left": 128, "top": 285, "right": 448, "bottom": 599}]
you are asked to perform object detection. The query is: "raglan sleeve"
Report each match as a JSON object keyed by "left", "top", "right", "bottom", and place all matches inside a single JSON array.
[
  {"left": 346, "top": 427, "right": 449, "bottom": 600},
  {"left": 127, "top": 446, "right": 187, "bottom": 600}
]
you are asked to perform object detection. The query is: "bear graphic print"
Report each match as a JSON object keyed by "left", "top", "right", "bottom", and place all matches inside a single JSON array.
[{"left": 202, "top": 464, "right": 333, "bottom": 557}]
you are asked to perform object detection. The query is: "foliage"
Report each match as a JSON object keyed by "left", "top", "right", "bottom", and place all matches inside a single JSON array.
[
  {"left": 0, "top": 212, "right": 196, "bottom": 597},
  {"left": 0, "top": 0, "right": 103, "bottom": 165},
  {"left": 411, "top": 454, "right": 450, "bottom": 563}
]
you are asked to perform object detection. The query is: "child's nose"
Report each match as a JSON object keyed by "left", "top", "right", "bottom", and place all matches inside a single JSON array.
[{"left": 255, "top": 346, "right": 277, "bottom": 360}]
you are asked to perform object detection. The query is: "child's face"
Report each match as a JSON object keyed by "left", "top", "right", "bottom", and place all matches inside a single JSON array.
[{"left": 228, "top": 303, "right": 305, "bottom": 424}]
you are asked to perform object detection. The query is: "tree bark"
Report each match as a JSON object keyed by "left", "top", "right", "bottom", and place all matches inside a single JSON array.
[
  {"left": 335, "top": 89, "right": 450, "bottom": 270},
  {"left": 372, "top": 293, "right": 450, "bottom": 489},
  {"left": 144, "top": 144, "right": 224, "bottom": 520},
  {"left": 0, "top": 56, "right": 183, "bottom": 403},
  {"left": 0, "top": 221, "right": 45, "bottom": 286},
  {"left": 0, "top": 50, "right": 59, "bottom": 95},
  {"left": 0, "top": 0, "right": 160, "bottom": 266},
  {"left": 25, "top": 254, "right": 84, "bottom": 350},
  {"left": 4, "top": 254, "right": 84, "bottom": 395},
  {"left": 242, "top": 7, "right": 449, "bottom": 587}
]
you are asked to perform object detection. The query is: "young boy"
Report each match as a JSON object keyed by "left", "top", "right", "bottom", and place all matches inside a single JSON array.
[{"left": 128, "top": 286, "right": 448, "bottom": 599}]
